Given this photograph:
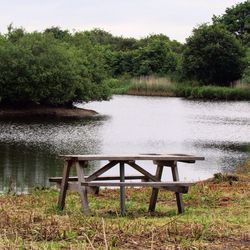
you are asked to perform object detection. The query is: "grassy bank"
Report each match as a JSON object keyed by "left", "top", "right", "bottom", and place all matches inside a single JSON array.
[
  {"left": 0, "top": 162, "right": 249, "bottom": 249},
  {"left": 108, "top": 77, "right": 250, "bottom": 101}
]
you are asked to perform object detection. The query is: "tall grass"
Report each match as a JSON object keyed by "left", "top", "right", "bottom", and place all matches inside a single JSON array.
[
  {"left": 172, "top": 85, "right": 250, "bottom": 100},
  {"left": 107, "top": 76, "right": 250, "bottom": 100}
]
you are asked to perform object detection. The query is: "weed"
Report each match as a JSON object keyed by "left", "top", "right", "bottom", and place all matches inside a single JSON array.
[{"left": 0, "top": 163, "right": 249, "bottom": 249}]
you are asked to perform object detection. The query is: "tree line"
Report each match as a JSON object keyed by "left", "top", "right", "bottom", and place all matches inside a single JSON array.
[{"left": 0, "top": 1, "right": 249, "bottom": 107}]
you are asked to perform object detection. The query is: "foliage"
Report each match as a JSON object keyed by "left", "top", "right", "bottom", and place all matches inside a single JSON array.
[
  {"left": 242, "top": 48, "right": 250, "bottom": 83},
  {"left": 132, "top": 35, "right": 178, "bottom": 76},
  {"left": 81, "top": 28, "right": 116, "bottom": 47},
  {"left": 0, "top": 29, "right": 110, "bottom": 107},
  {"left": 6, "top": 24, "right": 25, "bottom": 43},
  {"left": 106, "top": 34, "right": 180, "bottom": 77},
  {"left": 213, "top": 1, "right": 250, "bottom": 46},
  {"left": 44, "top": 26, "right": 70, "bottom": 40},
  {"left": 182, "top": 24, "right": 245, "bottom": 86},
  {"left": 0, "top": 0, "right": 249, "bottom": 107},
  {"left": 112, "top": 77, "right": 250, "bottom": 100},
  {"left": 173, "top": 84, "right": 250, "bottom": 100}
]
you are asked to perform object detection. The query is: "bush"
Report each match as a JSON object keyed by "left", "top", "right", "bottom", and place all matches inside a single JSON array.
[
  {"left": 0, "top": 31, "right": 110, "bottom": 107},
  {"left": 182, "top": 24, "right": 245, "bottom": 86}
]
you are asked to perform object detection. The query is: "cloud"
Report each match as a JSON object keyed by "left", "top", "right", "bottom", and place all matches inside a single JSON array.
[{"left": 0, "top": 0, "right": 243, "bottom": 42}]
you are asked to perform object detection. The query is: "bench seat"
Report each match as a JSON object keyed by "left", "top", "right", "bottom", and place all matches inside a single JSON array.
[
  {"left": 49, "top": 175, "right": 150, "bottom": 182},
  {"left": 81, "top": 181, "right": 194, "bottom": 193},
  {"left": 49, "top": 175, "right": 150, "bottom": 194}
]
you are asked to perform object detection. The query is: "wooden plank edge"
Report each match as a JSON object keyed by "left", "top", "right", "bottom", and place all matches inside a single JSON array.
[
  {"left": 81, "top": 181, "right": 194, "bottom": 187},
  {"left": 49, "top": 175, "right": 150, "bottom": 182}
]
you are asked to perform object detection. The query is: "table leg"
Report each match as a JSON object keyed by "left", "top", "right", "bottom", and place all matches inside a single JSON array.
[
  {"left": 148, "top": 164, "right": 163, "bottom": 212},
  {"left": 58, "top": 160, "right": 72, "bottom": 210},
  {"left": 120, "top": 162, "right": 125, "bottom": 216},
  {"left": 171, "top": 161, "right": 184, "bottom": 214},
  {"left": 76, "top": 161, "right": 89, "bottom": 214}
]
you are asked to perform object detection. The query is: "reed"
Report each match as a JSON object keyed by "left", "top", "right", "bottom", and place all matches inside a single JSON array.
[{"left": 109, "top": 77, "right": 250, "bottom": 100}]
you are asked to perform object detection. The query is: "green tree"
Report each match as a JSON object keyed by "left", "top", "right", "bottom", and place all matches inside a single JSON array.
[
  {"left": 182, "top": 24, "right": 245, "bottom": 85},
  {"left": 44, "top": 26, "right": 70, "bottom": 40},
  {"left": 6, "top": 24, "right": 25, "bottom": 43},
  {"left": 0, "top": 32, "right": 110, "bottom": 107},
  {"left": 82, "top": 29, "right": 115, "bottom": 46},
  {"left": 242, "top": 48, "right": 250, "bottom": 83},
  {"left": 133, "top": 36, "right": 178, "bottom": 76},
  {"left": 213, "top": 1, "right": 250, "bottom": 45}
]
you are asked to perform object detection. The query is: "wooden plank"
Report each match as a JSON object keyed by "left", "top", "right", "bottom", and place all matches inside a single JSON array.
[
  {"left": 50, "top": 176, "right": 78, "bottom": 182},
  {"left": 153, "top": 160, "right": 195, "bottom": 166},
  {"left": 76, "top": 161, "right": 89, "bottom": 214},
  {"left": 57, "top": 160, "right": 72, "bottom": 210},
  {"left": 49, "top": 175, "right": 149, "bottom": 182},
  {"left": 60, "top": 154, "right": 205, "bottom": 162},
  {"left": 148, "top": 164, "right": 164, "bottom": 212},
  {"left": 127, "top": 162, "right": 159, "bottom": 181},
  {"left": 81, "top": 181, "right": 193, "bottom": 187},
  {"left": 67, "top": 182, "right": 99, "bottom": 194},
  {"left": 86, "top": 161, "right": 119, "bottom": 182},
  {"left": 81, "top": 182, "right": 190, "bottom": 193},
  {"left": 171, "top": 161, "right": 185, "bottom": 214},
  {"left": 120, "top": 162, "right": 126, "bottom": 216},
  {"left": 161, "top": 185, "right": 189, "bottom": 193}
]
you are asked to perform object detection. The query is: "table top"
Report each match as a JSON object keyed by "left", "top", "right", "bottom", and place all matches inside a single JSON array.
[{"left": 60, "top": 153, "right": 205, "bottom": 161}]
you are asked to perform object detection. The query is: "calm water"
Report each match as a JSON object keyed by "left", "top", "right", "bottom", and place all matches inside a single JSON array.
[{"left": 0, "top": 95, "right": 249, "bottom": 193}]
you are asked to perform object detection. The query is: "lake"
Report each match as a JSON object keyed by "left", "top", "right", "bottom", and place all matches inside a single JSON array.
[{"left": 0, "top": 95, "right": 249, "bottom": 193}]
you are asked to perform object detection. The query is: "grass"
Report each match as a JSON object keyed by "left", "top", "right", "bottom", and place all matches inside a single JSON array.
[
  {"left": 107, "top": 76, "right": 250, "bottom": 101},
  {"left": 0, "top": 161, "right": 249, "bottom": 249}
]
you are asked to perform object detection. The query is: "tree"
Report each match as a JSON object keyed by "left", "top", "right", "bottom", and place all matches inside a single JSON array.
[
  {"left": 133, "top": 36, "right": 178, "bottom": 76},
  {"left": 242, "top": 48, "right": 250, "bottom": 83},
  {"left": 182, "top": 24, "right": 245, "bottom": 85},
  {"left": 213, "top": 1, "right": 250, "bottom": 46},
  {"left": 6, "top": 24, "right": 25, "bottom": 43},
  {"left": 44, "top": 26, "right": 70, "bottom": 40},
  {"left": 0, "top": 32, "right": 110, "bottom": 107},
  {"left": 82, "top": 29, "right": 115, "bottom": 46}
]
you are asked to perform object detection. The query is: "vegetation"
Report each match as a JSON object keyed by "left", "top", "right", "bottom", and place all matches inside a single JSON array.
[
  {"left": 182, "top": 24, "right": 245, "bottom": 86},
  {"left": 213, "top": 1, "right": 250, "bottom": 46},
  {"left": 0, "top": 161, "right": 249, "bottom": 249},
  {"left": 0, "top": 26, "right": 111, "bottom": 107},
  {"left": 0, "top": 1, "right": 249, "bottom": 107},
  {"left": 242, "top": 48, "right": 250, "bottom": 83},
  {"left": 108, "top": 77, "right": 250, "bottom": 100}
]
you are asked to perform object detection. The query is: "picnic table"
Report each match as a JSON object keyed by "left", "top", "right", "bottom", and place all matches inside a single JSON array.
[{"left": 50, "top": 154, "right": 204, "bottom": 215}]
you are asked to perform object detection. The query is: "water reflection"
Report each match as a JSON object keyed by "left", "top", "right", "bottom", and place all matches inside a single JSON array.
[
  {"left": 0, "top": 96, "right": 249, "bottom": 192},
  {"left": 0, "top": 117, "right": 103, "bottom": 192},
  {"left": 0, "top": 142, "right": 62, "bottom": 193}
]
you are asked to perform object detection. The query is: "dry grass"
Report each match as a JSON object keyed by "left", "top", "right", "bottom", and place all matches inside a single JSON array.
[
  {"left": 110, "top": 76, "right": 250, "bottom": 100},
  {"left": 133, "top": 76, "right": 173, "bottom": 87},
  {"left": 0, "top": 162, "right": 249, "bottom": 249}
]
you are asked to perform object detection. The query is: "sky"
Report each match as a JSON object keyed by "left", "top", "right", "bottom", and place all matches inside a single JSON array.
[{"left": 0, "top": 0, "right": 245, "bottom": 43}]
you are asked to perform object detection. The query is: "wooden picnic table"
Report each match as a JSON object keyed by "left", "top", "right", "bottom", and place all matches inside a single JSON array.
[{"left": 52, "top": 154, "right": 204, "bottom": 215}]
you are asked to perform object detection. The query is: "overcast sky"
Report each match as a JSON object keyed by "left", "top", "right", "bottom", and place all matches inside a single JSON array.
[{"left": 0, "top": 0, "right": 244, "bottom": 42}]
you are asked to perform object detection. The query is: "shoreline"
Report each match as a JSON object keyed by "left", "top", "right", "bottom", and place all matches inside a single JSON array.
[
  {"left": 126, "top": 89, "right": 175, "bottom": 97},
  {"left": 120, "top": 88, "right": 250, "bottom": 100},
  {"left": 0, "top": 106, "right": 98, "bottom": 119},
  {"left": 109, "top": 78, "right": 250, "bottom": 101}
]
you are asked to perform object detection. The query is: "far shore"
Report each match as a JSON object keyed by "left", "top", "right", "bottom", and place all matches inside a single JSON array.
[{"left": 0, "top": 106, "right": 98, "bottom": 118}]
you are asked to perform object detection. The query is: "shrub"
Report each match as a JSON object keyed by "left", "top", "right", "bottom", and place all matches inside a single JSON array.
[{"left": 182, "top": 24, "right": 245, "bottom": 86}]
